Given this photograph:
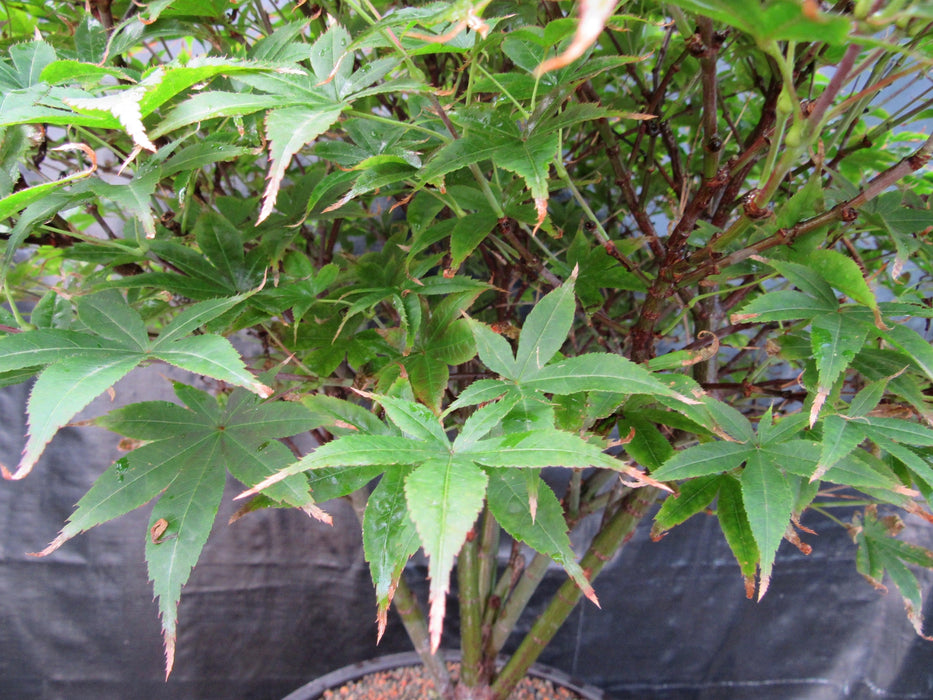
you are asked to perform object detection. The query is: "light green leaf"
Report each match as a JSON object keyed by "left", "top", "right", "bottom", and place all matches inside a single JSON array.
[
  {"left": 300, "top": 434, "right": 444, "bottom": 470},
  {"left": 813, "top": 415, "right": 865, "bottom": 482},
  {"left": 734, "top": 290, "right": 835, "bottom": 322},
  {"left": 469, "top": 320, "right": 517, "bottom": 379},
  {"left": 151, "top": 294, "right": 257, "bottom": 348},
  {"left": 97, "top": 400, "right": 212, "bottom": 440},
  {"left": 809, "top": 249, "right": 878, "bottom": 310},
  {"left": 363, "top": 466, "right": 420, "bottom": 639},
  {"left": 405, "top": 456, "right": 488, "bottom": 651},
  {"left": 763, "top": 258, "right": 837, "bottom": 308},
  {"left": 515, "top": 275, "right": 576, "bottom": 379},
  {"left": 146, "top": 440, "right": 227, "bottom": 676},
  {"left": 865, "top": 417, "right": 933, "bottom": 447},
  {"left": 258, "top": 103, "right": 346, "bottom": 223},
  {"left": 811, "top": 312, "right": 866, "bottom": 391},
  {"left": 487, "top": 469, "right": 596, "bottom": 603},
  {"left": 880, "top": 323, "right": 933, "bottom": 383},
  {"left": 151, "top": 335, "right": 271, "bottom": 397},
  {"left": 450, "top": 212, "right": 498, "bottom": 270},
  {"left": 445, "top": 379, "right": 514, "bottom": 413},
  {"left": 0, "top": 329, "right": 113, "bottom": 372},
  {"left": 453, "top": 394, "right": 522, "bottom": 451},
  {"left": 701, "top": 396, "right": 755, "bottom": 443},
  {"left": 523, "top": 353, "right": 675, "bottom": 398},
  {"left": 76, "top": 290, "right": 149, "bottom": 350},
  {"left": 372, "top": 394, "right": 449, "bottom": 445},
  {"left": 650, "top": 441, "right": 751, "bottom": 481},
  {"left": 152, "top": 92, "right": 288, "bottom": 138},
  {"left": 740, "top": 451, "right": 794, "bottom": 600},
  {"left": 617, "top": 416, "right": 674, "bottom": 470},
  {"left": 311, "top": 24, "right": 354, "bottom": 98},
  {"left": 31, "top": 440, "right": 185, "bottom": 558},
  {"left": 461, "top": 429, "right": 619, "bottom": 470},
  {"left": 9, "top": 353, "right": 141, "bottom": 480}
]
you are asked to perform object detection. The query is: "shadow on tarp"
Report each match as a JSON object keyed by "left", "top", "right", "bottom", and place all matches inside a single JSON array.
[{"left": 1, "top": 370, "right": 932, "bottom": 700}]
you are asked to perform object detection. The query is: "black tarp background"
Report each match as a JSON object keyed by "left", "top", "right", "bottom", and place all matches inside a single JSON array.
[{"left": 2, "top": 369, "right": 933, "bottom": 699}]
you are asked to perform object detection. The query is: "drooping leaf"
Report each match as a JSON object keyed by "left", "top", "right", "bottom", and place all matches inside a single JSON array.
[
  {"left": 651, "top": 474, "right": 721, "bottom": 539},
  {"left": 740, "top": 451, "right": 794, "bottom": 600},
  {"left": 405, "top": 456, "right": 488, "bottom": 652},
  {"left": 5, "top": 352, "right": 141, "bottom": 480},
  {"left": 363, "top": 465, "right": 420, "bottom": 641},
  {"left": 487, "top": 469, "right": 597, "bottom": 605},
  {"left": 716, "top": 475, "right": 760, "bottom": 597}
]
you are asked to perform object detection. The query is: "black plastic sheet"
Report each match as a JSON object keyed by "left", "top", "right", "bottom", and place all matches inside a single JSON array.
[{"left": 2, "top": 371, "right": 933, "bottom": 699}]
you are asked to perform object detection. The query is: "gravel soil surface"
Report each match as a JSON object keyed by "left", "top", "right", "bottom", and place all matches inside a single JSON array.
[{"left": 321, "top": 663, "right": 589, "bottom": 699}]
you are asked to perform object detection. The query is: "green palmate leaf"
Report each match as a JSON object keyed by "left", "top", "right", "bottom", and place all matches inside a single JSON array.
[
  {"left": 258, "top": 103, "right": 346, "bottom": 223},
  {"left": 33, "top": 382, "right": 317, "bottom": 674},
  {"left": 854, "top": 507, "right": 933, "bottom": 640},
  {"left": 811, "top": 312, "right": 866, "bottom": 391},
  {"left": 651, "top": 441, "right": 751, "bottom": 481},
  {"left": 76, "top": 290, "right": 149, "bottom": 350},
  {"left": 617, "top": 416, "right": 674, "bottom": 470},
  {"left": 450, "top": 212, "right": 499, "bottom": 269},
  {"left": 487, "top": 469, "right": 597, "bottom": 605},
  {"left": 515, "top": 274, "right": 576, "bottom": 380},
  {"left": 404, "top": 456, "right": 488, "bottom": 652},
  {"left": 146, "top": 445, "right": 227, "bottom": 677},
  {"left": 372, "top": 394, "right": 449, "bottom": 445},
  {"left": 862, "top": 437, "right": 933, "bottom": 494},
  {"left": 864, "top": 417, "right": 933, "bottom": 447},
  {"left": 664, "top": 0, "right": 850, "bottom": 45},
  {"left": 152, "top": 92, "right": 288, "bottom": 138},
  {"left": 880, "top": 323, "right": 933, "bottom": 383},
  {"left": 363, "top": 465, "right": 420, "bottom": 641},
  {"left": 740, "top": 451, "right": 794, "bottom": 600},
  {"left": 461, "top": 429, "right": 619, "bottom": 470},
  {"left": 702, "top": 396, "right": 755, "bottom": 443},
  {"left": 445, "top": 379, "right": 515, "bottom": 413},
  {"left": 97, "top": 399, "right": 213, "bottom": 439},
  {"left": 734, "top": 290, "right": 835, "bottom": 322},
  {"left": 813, "top": 415, "right": 865, "bottom": 482},
  {"left": 152, "top": 335, "right": 272, "bottom": 398},
  {"left": 453, "top": 394, "right": 522, "bottom": 451},
  {"left": 469, "top": 320, "right": 518, "bottom": 379},
  {"left": 522, "top": 353, "right": 675, "bottom": 397},
  {"left": 763, "top": 258, "right": 838, "bottom": 308},
  {"left": 151, "top": 293, "right": 259, "bottom": 348},
  {"left": 808, "top": 249, "right": 878, "bottom": 310},
  {"left": 0, "top": 329, "right": 112, "bottom": 371},
  {"left": 716, "top": 475, "right": 760, "bottom": 595},
  {"left": 7, "top": 352, "right": 142, "bottom": 480},
  {"left": 651, "top": 474, "right": 721, "bottom": 539}
]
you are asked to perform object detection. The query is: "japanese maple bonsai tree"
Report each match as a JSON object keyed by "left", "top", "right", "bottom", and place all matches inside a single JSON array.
[{"left": 2, "top": 0, "right": 933, "bottom": 698}]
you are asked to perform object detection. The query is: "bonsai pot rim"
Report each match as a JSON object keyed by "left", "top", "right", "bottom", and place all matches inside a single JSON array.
[{"left": 282, "top": 650, "right": 606, "bottom": 699}]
